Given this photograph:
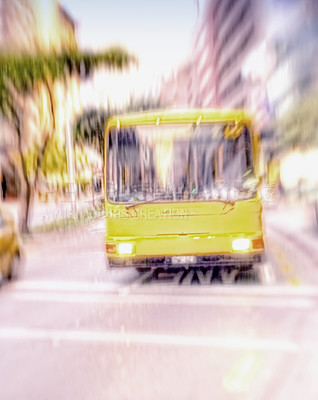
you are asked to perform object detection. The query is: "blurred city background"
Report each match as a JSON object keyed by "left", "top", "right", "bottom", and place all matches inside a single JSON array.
[
  {"left": 1, "top": 1, "right": 318, "bottom": 399},
  {"left": 0, "top": 0, "right": 318, "bottom": 231}
]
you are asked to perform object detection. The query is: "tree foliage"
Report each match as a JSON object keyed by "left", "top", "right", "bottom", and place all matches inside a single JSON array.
[
  {"left": 41, "top": 137, "right": 67, "bottom": 177},
  {"left": 275, "top": 90, "right": 318, "bottom": 153},
  {"left": 73, "top": 109, "right": 110, "bottom": 156},
  {"left": 0, "top": 46, "right": 134, "bottom": 232},
  {"left": 0, "top": 47, "right": 134, "bottom": 125},
  {"left": 73, "top": 96, "right": 162, "bottom": 155}
]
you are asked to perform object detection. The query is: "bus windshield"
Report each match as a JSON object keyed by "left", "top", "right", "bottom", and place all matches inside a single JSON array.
[{"left": 106, "top": 123, "right": 255, "bottom": 204}]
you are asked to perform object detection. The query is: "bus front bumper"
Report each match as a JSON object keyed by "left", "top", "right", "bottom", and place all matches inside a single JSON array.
[
  {"left": 107, "top": 253, "right": 263, "bottom": 269},
  {"left": 105, "top": 234, "right": 264, "bottom": 268}
]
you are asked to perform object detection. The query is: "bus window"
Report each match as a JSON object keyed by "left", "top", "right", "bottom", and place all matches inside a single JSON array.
[{"left": 106, "top": 123, "right": 255, "bottom": 204}]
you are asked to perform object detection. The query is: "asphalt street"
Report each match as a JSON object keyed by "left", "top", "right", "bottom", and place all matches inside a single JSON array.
[{"left": 1, "top": 207, "right": 318, "bottom": 400}]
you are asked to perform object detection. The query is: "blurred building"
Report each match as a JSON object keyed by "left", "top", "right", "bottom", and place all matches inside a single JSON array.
[
  {"left": 160, "top": 63, "right": 192, "bottom": 107},
  {"left": 0, "top": 0, "right": 77, "bottom": 53},
  {"left": 34, "top": 1, "right": 77, "bottom": 53},
  {"left": 211, "top": 0, "right": 260, "bottom": 109},
  {"left": 242, "top": 0, "right": 318, "bottom": 158},
  {"left": 0, "top": 0, "right": 34, "bottom": 52},
  {"left": 159, "top": 0, "right": 318, "bottom": 196},
  {"left": 188, "top": 2, "right": 215, "bottom": 108},
  {"left": 0, "top": 0, "right": 78, "bottom": 148},
  {"left": 161, "top": 0, "right": 318, "bottom": 131},
  {"left": 190, "top": 0, "right": 271, "bottom": 110},
  {"left": 266, "top": 1, "right": 318, "bottom": 120},
  {"left": 0, "top": 0, "right": 78, "bottom": 197},
  {"left": 160, "top": 0, "right": 265, "bottom": 110}
]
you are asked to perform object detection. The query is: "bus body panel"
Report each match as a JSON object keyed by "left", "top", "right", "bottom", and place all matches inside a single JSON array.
[
  {"left": 105, "top": 197, "right": 263, "bottom": 260},
  {"left": 105, "top": 198, "right": 262, "bottom": 238}
]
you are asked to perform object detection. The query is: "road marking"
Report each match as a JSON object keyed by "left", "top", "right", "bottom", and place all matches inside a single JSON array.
[
  {"left": 9, "top": 280, "right": 119, "bottom": 293},
  {"left": 8, "top": 291, "right": 315, "bottom": 309},
  {"left": 267, "top": 233, "right": 303, "bottom": 285},
  {"left": 256, "top": 262, "right": 275, "bottom": 285},
  {"left": 263, "top": 264, "right": 272, "bottom": 284},
  {"left": 289, "top": 277, "right": 302, "bottom": 286},
  {"left": 223, "top": 352, "right": 263, "bottom": 393},
  {"left": 6, "top": 279, "right": 318, "bottom": 297},
  {"left": 0, "top": 327, "right": 301, "bottom": 352},
  {"left": 282, "top": 264, "right": 292, "bottom": 274}
]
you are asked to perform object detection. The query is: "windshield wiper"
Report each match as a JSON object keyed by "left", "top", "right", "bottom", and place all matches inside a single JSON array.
[
  {"left": 125, "top": 196, "right": 165, "bottom": 210},
  {"left": 125, "top": 196, "right": 237, "bottom": 210}
]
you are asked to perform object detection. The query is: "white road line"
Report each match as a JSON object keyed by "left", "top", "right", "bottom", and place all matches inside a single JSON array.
[
  {"left": 118, "top": 270, "right": 154, "bottom": 294},
  {"left": 7, "top": 279, "right": 318, "bottom": 297},
  {"left": 256, "top": 262, "right": 276, "bottom": 285},
  {"left": 0, "top": 327, "right": 301, "bottom": 352},
  {"left": 9, "top": 280, "right": 119, "bottom": 293},
  {"left": 136, "top": 284, "right": 318, "bottom": 297},
  {"left": 8, "top": 291, "right": 315, "bottom": 309},
  {"left": 263, "top": 265, "right": 271, "bottom": 284}
]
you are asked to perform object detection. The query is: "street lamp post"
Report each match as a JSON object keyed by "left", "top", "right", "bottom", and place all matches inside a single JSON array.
[{"left": 65, "top": 92, "right": 77, "bottom": 213}]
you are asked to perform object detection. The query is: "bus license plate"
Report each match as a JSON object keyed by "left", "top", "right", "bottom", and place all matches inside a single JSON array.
[{"left": 171, "top": 256, "right": 196, "bottom": 264}]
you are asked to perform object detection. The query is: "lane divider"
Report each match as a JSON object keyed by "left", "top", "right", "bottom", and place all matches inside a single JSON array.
[
  {"left": 7, "top": 291, "right": 315, "bottom": 309},
  {"left": 222, "top": 352, "right": 263, "bottom": 393},
  {"left": 0, "top": 327, "right": 303, "bottom": 352}
]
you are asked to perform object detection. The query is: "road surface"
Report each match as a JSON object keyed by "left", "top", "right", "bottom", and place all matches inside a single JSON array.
[{"left": 0, "top": 205, "right": 318, "bottom": 400}]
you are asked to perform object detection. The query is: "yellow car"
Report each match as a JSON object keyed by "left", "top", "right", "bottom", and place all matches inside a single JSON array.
[{"left": 0, "top": 206, "right": 22, "bottom": 281}]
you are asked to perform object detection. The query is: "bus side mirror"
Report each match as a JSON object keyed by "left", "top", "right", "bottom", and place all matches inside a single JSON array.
[{"left": 242, "top": 176, "right": 261, "bottom": 191}]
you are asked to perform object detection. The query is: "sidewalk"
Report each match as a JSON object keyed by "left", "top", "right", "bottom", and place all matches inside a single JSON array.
[
  {"left": 263, "top": 198, "right": 318, "bottom": 285},
  {"left": 2, "top": 192, "right": 104, "bottom": 232},
  {"left": 264, "top": 198, "right": 318, "bottom": 234},
  {"left": 264, "top": 199, "right": 318, "bottom": 266}
]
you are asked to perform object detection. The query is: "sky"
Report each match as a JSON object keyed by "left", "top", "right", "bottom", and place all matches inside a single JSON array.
[{"left": 60, "top": 0, "right": 205, "bottom": 78}]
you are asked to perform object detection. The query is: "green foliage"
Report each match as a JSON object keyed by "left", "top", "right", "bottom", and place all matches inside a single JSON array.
[
  {"left": 41, "top": 137, "right": 67, "bottom": 177},
  {"left": 40, "top": 137, "right": 94, "bottom": 187},
  {"left": 0, "top": 47, "right": 134, "bottom": 124},
  {"left": 0, "top": 47, "right": 134, "bottom": 176},
  {"left": 73, "top": 96, "right": 161, "bottom": 155},
  {"left": 276, "top": 90, "right": 318, "bottom": 152},
  {"left": 24, "top": 148, "right": 38, "bottom": 178},
  {"left": 73, "top": 109, "right": 110, "bottom": 155},
  {"left": 0, "top": 47, "right": 134, "bottom": 232}
]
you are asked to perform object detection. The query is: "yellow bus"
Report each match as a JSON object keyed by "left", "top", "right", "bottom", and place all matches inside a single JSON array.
[{"left": 104, "top": 109, "right": 264, "bottom": 271}]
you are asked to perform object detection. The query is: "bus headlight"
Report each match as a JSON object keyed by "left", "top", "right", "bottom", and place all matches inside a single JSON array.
[
  {"left": 117, "top": 243, "right": 134, "bottom": 255},
  {"left": 232, "top": 238, "right": 250, "bottom": 251}
]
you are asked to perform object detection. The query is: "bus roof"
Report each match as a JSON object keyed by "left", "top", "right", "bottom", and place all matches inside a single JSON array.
[{"left": 105, "top": 108, "right": 253, "bottom": 130}]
